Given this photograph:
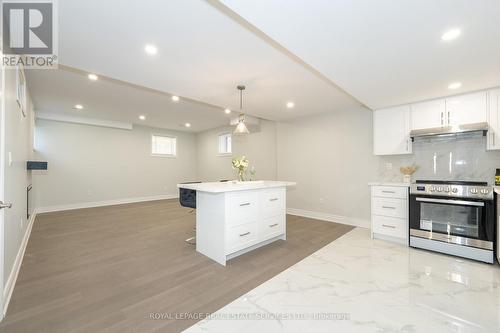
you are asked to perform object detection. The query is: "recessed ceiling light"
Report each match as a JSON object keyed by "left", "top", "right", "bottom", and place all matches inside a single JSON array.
[
  {"left": 171, "top": 95, "right": 180, "bottom": 102},
  {"left": 74, "top": 104, "right": 84, "bottom": 110},
  {"left": 448, "top": 82, "right": 462, "bottom": 90},
  {"left": 185, "top": 123, "right": 191, "bottom": 128},
  {"left": 286, "top": 102, "right": 295, "bottom": 108},
  {"left": 88, "top": 73, "right": 98, "bottom": 81},
  {"left": 441, "top": 28, "right": 461, "bottom": 41},
  {"left": 144, "top": 44, "right": 158, "bottom": 55},
  {"left": 139, "top": 115, "right": 146, "bottom": 120},
  {"left": 224, "top": 108, "right": 231, "bottom": 114}
]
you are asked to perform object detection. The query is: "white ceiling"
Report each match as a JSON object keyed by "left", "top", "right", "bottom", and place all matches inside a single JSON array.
[
  {"left": 220, "top": 0, "right": 500, "bottom": 109},
  {"left": 27, "top": 0, "right": 500, "bottom": 130},
  {"left": 26, "top": 68, "right": 231, "bottom": 132},
  {"left": 53, "top": 0, "right": 360, "bottom": 126}
]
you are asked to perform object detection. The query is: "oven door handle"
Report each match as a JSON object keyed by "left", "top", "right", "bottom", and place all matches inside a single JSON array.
[{"left": 415, "top": 197, "right": 484, "bottom": 207}]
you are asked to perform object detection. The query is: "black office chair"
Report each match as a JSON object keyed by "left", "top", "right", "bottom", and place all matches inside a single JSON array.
[{"left": 179, "top": 182, "right": 201, "bottom": 245}]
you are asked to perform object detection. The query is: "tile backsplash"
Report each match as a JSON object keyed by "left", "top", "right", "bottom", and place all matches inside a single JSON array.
[{"left": 379, "top": 132, "right": 500, "bottom": 184}]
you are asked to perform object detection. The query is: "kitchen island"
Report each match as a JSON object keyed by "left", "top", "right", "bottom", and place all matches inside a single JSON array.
[{"left": 177, "top": 181, "right": 296, "bottom": 265}]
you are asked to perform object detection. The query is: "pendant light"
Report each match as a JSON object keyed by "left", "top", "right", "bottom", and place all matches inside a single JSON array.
[{"left": 234, "top": 85, "right": 250, "bottom": 135}]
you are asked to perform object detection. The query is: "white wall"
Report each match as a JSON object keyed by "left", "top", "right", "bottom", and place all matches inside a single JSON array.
[
  {"left": 276, "top": 107, "right": 379, "bottom": 227},
  {"left": 196, "top": 120, "right": 277, "bottom": 181},
  {"left": 33, "top": 120, "right": 197, "bottom": 210},
  {"left": 3, "top": 68, "right": 35, "bottom": 291}
]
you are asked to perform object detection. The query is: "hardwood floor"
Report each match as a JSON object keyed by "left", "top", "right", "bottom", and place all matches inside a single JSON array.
[{"left": 0, "top": 199, "right": 354, "bottom": 333}]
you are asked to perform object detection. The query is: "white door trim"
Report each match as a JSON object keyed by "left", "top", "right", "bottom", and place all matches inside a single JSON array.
[{"left": 0, "top": 52, "right": 6, "bottom": 318}]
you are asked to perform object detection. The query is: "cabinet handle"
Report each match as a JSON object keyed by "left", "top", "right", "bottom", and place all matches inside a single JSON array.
[
  {"left": 269, "top": 223, "right": 279, "bottom": 227},
  {"left": 382, "top": 190, "right": 395, "bottom": 193},
  {"left": 239, "top": 203, "right": 251, "bottom": 206},
  {"left": 239, "top": 232, "right": 251, "bottom": 237},
  {"left": 269, "top": 198, "right": 279, "bottom": 202},
  {"left": 441, "top": 111, "right": 444, "bottom": 126},
  {"left": 492, "top": 132, "right": 495, "bottom": 146},
  {"left": 382, "top": 206, "right": 396, "bottom": 209},
  {"left": 406, "top": 139, "right": 409, "bottom": 152},
  {"left": 382, "top": 224, "right": 396, "bottom": 229},
  {"left": 447, "top": 111, "right": 450, "bottom": 125}
]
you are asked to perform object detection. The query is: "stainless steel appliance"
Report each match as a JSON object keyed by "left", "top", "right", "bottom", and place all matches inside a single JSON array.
[
  {"left": 409, "top": 180, "right": 495, "bottom": 263},
  {"left": 497, "top": 194, "right": 500, "bottom": 264}
]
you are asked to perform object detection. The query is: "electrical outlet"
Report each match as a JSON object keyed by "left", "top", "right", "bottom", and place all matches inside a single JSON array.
[
  {"left": 319, "top": 197, "right": 325, "bottom": 204},
  {"left": 385, "top": 163, "right": 393, "bottom": 171},
  {"left": 87, "top": 190, "right": 93, "bottom": 196}
]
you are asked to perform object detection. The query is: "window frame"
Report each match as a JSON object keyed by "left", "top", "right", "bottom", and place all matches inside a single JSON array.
[
  {"left": 151, "top": 133, "right": 177, "bottom": 157},
  {"left": 217, "top": 132, "right": 232, "bottom": 156}
]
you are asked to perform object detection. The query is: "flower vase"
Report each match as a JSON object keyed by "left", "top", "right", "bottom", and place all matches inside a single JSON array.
[
  {"left": 403, "top": 174, "right": 411, "bottom": 183},
  {"left": 238, "top": 169, "right": 245, "bottom": 182}
]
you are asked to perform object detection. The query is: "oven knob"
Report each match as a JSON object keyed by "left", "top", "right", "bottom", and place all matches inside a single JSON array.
[
  {"left": 444, "top": 187, "right": 450, "bottom": 192},
  {"left": 480, "top": 189, "right": 489, "bottom": 194},
  {"left": 429, "top": 186, "right": 435, "bottom": 192},
  {"left": 451, "top": 188, "right": 458, "bottom": 193},
  {"left": 470, "top": 188, "right": 478, "bottom": 194},
  {"left": 437, "top": 187, "right": 443, "bottom": 192}
]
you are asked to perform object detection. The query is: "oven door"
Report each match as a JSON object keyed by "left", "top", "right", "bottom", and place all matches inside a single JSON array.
[{"left": 409, "top": 195, "right": 494, "bottom": 250}]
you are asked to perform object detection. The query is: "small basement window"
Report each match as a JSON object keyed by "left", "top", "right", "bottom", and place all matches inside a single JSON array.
[
  {"left": 152, "top": 134, "right": 176, "bottom": 156},
  {"left": 218, "top": 133, "right": 232, "bottom": 155}
]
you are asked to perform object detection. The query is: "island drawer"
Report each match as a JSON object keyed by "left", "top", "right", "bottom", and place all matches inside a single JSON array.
[
  {"left": 260, "top": 188, "right": 286, "bottom": 218},
  {"left": 226, "top": 222, "right": 258, "bottom": 254},
  {"left": 259, "top": 215, "right": 285, "bottom": 240},
  {"left": 226, "top": 191, "right": 259, "bottom": 226}
]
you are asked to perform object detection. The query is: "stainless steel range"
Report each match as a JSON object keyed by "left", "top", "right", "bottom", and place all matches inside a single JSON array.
[{"left": 409, "top": 180, "right": 495, "bottom": 263}]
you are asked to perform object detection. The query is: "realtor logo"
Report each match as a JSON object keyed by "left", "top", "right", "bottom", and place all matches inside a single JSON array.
[{"left": 2, "top": 0, "right": 58, "bottom": 68}]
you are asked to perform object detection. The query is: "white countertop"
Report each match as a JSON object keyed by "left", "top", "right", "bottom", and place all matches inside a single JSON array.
[
  {"left": 177, "top": 180, "right": 296, "bottom": 193},
  {"left": 368, "top": 182, "right": 411, "bottom": 187},
  {"left": 494, "top": 186, "right": 500, "bottom": 194}
]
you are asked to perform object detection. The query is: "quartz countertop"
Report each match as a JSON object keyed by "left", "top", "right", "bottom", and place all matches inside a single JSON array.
[
  {"left": 177, "top": 180, "right": 296, "bottom": 193},
  {"left": 368, "top": 182, "right": 411, "bottom": 187}
]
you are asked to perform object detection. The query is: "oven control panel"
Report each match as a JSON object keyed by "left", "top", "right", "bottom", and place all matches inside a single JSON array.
[{"left": 410, "top": 184, "right": 493, "bottom": 200}]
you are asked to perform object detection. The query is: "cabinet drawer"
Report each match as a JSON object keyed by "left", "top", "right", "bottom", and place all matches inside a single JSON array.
[
  {"left": 372, "top": 186, "right": 407, "bottom": 199},
  {"left": 226, "top": 222, "right": 258, "bottom": 254},
  {"left": 372, "top": 197, "right": 406, "bottom": 218},
  {"left": 261, "top": 188, "right": 285, "bottom": 218},
  {"left": 372, "top": 215, "right": 406, "bottom": 238},
  {"left": 227, "top": 191, "right": 259, "bottom": 226},
  {"left": 259, "top": 215, "right": 285, "bottom": 240}
]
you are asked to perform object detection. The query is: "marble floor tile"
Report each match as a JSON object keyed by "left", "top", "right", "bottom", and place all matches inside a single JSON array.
[{"left": 183, "top": 228, "right": 500, "bottom": 333}]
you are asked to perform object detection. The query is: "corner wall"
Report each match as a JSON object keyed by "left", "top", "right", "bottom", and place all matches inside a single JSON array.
[
  {"left": 276, "top": 107, "right": 379, "bottom": 227},
  {"left": 196, "top": 119, "right": 277, "bottom": 182}
]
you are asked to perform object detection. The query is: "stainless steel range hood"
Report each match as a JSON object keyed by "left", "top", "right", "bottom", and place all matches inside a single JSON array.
[{"left": 410, "top": 122, "right": 488, "bottom": 140}]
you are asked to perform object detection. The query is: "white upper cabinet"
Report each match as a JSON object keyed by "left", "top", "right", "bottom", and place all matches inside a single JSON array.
[
  {"left": 446, "top": 91, "right": 487, "bottom": 126},
  {"left": 410, "top": 99, "right": 446, "bottom": 130},
  {"left": 487, "top": 89, "right": 500, "bottom": 150},
  {"left": 373, "top": 105, "right": 412, "bottom": 155}
]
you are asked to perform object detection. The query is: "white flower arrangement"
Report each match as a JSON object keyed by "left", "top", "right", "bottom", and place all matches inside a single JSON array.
[{"left": 232, "top": 156, "right": 249, "bottom": 181}]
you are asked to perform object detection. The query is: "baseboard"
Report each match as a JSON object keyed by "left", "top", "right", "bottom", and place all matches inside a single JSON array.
[
  {"left": 3, "top": 208, "right": 38, "bottom": 318},
  {"left": 37, "top": 194, "right": 179, "bottom": 214},
  {"left": 287, "top": 207, "right": 369, "bottom": 228}
]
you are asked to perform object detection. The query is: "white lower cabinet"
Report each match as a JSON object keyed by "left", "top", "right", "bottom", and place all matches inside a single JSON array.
[{"left": 370, "top": 185, "right": 409, "bottom": 245}]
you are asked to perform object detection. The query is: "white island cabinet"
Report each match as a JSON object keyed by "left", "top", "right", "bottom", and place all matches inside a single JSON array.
[{"left": 177, "top": 181, "right": 296, "bottom": 265}]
